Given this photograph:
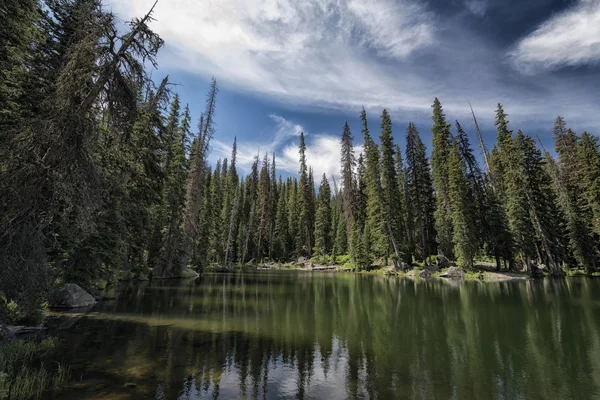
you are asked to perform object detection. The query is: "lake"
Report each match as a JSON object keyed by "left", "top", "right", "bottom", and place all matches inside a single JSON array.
[{"left": 46, "top": 272, "right": 600, "bottom": 399}]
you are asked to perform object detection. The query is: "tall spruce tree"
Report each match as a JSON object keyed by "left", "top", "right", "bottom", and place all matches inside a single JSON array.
[
  {"left": 554, "top": 118, "right": 598, "bottom": 272},
  {"left": 298, "top": 132, "right": 313, "bottom": 256},
  {"left": 314, "top": 174, "right": 332, "bottom": 260},
  {"left": 447, "top": 141, "right": 478, "bottom": 268},
  {"left": 340, "top": 122, "right": 357, "bottom": 229},
  {"left": 379, "top": 109, "right": 405, "bottom": 267},
  {"left": 361, "top": 109, "right": 388, "bottom": 262},
  {"left": 406, "top": 123, "right": 437, "bottom": 264},
  {"left": 430, "top": 98, "right": 454, "bottom": 259}
]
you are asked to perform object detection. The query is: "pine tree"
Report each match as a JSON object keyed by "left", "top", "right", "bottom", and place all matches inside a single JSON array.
[
  {"left": 340, "top": 122, "right": 357, "bottom": 224},
  {"left": 406, "top": 123, "right": 436, "bottom": 264},
  {"left": 379, "top": 109, "right": 405, "bottom": 267},
  {"left": 0, "top": 0, "right": 43, "bottom": 131},
  {"left": 157, "top": 94, "right": 188, "bottom": 276},
  {"left": 314, "top": 174, "right": 332, "bottom": 260},
  {"left": 352, "top": 223, "right": 370, "bottom": 271},
  {"left": 447, "top": 141, "right": 478, "bottom": 268},
  {"left": 256, "top": 153, "right": 272, "bottom": 261},
  {"left": 430, "top": 98, "right": 454, "bottom": 259},
  {"left": 554, "top": 118, "right": 598, "bottom": 272},
  {"left": 333, "top": 209, "right": 348, "bottom": 257},
  {"left": 454, "top": 121, "right": 487, "bottom": 248},
  {"left": 503, "top": 131, "right": 536, "bottom": 270},
  {"left": 362, "top": 109, "right": 388, "bottom": 262},
  {"left": 488, "top": 104, "right": 516, "bottom": 269},
  {"left": 298, "top": 132, "right": 313, "bottom": 256},
  {"left": 273, "top": 178, "right": 289, "bottom": 261},
  {"left": 577, "top": 132, "right": 600, "bottom": 239},
  {"left": 222, "top": 137, "right": 239, "bottom": 265},
  {"left": 288, "top": 178, "right": 300, "bottom": 257},
  {"left": 395, "top": 144, "right": 411, "bottom": 260},
  {"left": 518, "top": 133, "right": 568, "bottom": 275},
  {"left": 355, "top": 154, "right": 367, "bottom": 230},
  {"left": 182, "top": 78, "right": 218, "bottom": 267}
]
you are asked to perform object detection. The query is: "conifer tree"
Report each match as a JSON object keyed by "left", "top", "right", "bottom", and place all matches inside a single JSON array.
[
  {"left": 577, "top": 132, "right": 600, "bottom": 238},
  {"left": 222, "top": 137, "right": 239, "bottom": 264},
  {"left": 455, "top": 121, "right": 487, "bottom": 247},
  {"left": 406, "top": 123, "right": 437, "bottom": 264},
  {"left": 340, "top": 122, "right": 357, "bottom": 225},
  {"left": 333, "top": 210, "right": 348, "bottom": 257},
  {"left": 355, "top": 154, "right": 368, "bottom": 230},
  {"left": 361, "top": 109, "right": 388, "bottom": 261},
  {"left": 488, "top": 104, "right": 516, "bottom": 269},
  {"left": 396, "top": 144, "right": 413, "bottom": 262},
  {"left": 430, "top": 98, "right": 454, "bottom": 259},
  {"left": 157, "top": 94, "right": 188, "bottom": 276},
  {"left": 256, "top": 153, "right": 272, "bottom": 260},
  {"left": 0, "top": 0, "right": 43, "bottom": 131},
  {"left": 273, "top": 178, "right": 289, "bottom": 260},
  {"left": 447, "top": 141, "right": 478, "bottom": 268},
  {"left": 298, "top": 132, "right": 313, "bottom": 256},
  {"left": 314, "top": 174, "right": 332, "bottom": 260},
  {"left": 554, "top": 118, "right": 598, "bottom": 272},
  {"left": 182, "top": 78, "right": 218, "bottom": 268},
  {"left": 379, "top": 109, "right": 405, "bottom": 266},
  {"left": 518, "top": 133, "right": 568, "bottom": 275},
  {"left": 288, "top": 179, "right": 300, "bottom": 256}
]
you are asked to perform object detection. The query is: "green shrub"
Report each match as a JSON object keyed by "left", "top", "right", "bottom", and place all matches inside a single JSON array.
[{"left": 0, "top": 338, "right": 70, "bottom": 400}]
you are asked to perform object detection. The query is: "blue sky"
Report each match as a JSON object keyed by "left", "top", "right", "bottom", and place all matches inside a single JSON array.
[{"left": 108, "top": 0, "right": 600, "bottom": 180}]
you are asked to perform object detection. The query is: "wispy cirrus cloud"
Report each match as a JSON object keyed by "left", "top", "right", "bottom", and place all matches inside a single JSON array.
[
  {"left": 510, "top": 0, "right": 600, "bottom": 73},
  {"left": 108, "top": 0, "right": 600, "bottom": 133},
  {"left": 106, "top": 0, "right": 445, "bottom": 112}
]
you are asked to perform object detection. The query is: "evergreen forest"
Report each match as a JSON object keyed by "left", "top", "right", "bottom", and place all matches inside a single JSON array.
[{"left": 2, "top": 0, "right": 600, "bottom": 327}]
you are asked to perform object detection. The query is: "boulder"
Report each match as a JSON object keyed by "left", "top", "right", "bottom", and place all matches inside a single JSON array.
[
  {"left": 440, "top": 267, "right": 465, "bottom": 280},
  {"left": 49, "top": 284, "right": 97, "bottom": 309},
  {"left": 179, "top": 267, "right": 199, "bottom": 279}
]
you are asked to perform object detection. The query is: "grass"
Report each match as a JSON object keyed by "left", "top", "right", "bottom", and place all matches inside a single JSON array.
[{"left": 0, "top": 337, "right": 70, "bottom": 400}]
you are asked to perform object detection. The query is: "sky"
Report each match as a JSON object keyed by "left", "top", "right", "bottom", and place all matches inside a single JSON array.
[{"left": 106, "top": 0, "right": 600, "bottom": 181}]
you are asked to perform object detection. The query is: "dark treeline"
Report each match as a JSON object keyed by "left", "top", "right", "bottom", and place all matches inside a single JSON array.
[{"left": 1, "top": 0, "right": 600, "bottom": 325}]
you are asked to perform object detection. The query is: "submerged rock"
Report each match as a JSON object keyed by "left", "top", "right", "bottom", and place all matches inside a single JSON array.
[
  {"left": 49, "top": 284, "right": 97, "bottom": 309},
  {"left": 440, "top": 267, "right": 465, "bottom": 280}
]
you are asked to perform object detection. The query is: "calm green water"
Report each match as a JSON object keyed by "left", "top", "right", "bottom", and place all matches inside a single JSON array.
[{"left": 47, "top": 272, "right": 600, "bottom": 399}]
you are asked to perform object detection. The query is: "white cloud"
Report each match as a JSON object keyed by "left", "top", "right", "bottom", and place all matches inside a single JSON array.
[
  {"left": 106, "top": 0, "right": 440, "bottom": 112},
  {"left": 106, "top": 0, "right": 600, "bottom": 131},
  {"left": 210, "top": 115, "right": 362, "bottom": 183},
  {"left": 510, "top": 0, "right": 600, "bottom": 72}
]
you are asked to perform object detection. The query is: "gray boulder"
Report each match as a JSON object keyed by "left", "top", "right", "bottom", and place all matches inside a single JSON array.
[
  {"left": 440, "top": 267, "right": 465, "bottom": 280},
  {"left": 49, "top": 284, "right": 97, "bottom": 309}
]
